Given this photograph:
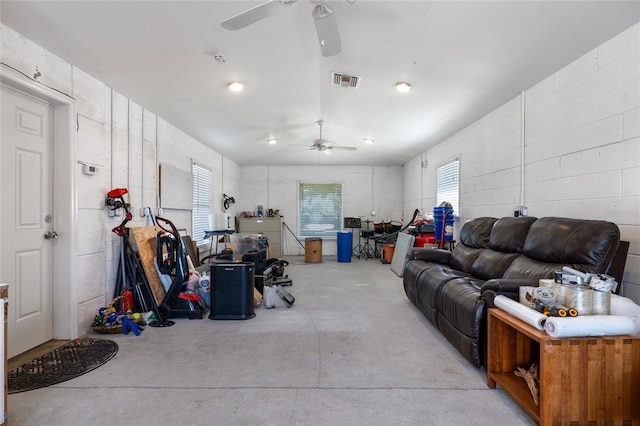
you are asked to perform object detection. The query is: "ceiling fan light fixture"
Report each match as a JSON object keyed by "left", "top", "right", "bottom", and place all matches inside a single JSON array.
[
  {"left": 268, "top": 137, "right": 277, "bottom": 145},
  {"left": 312, "top": 3, "right": 333, "bottom": 19},
  {"left": 395, "top": 81, "right": 412, "bottom": 93},
  {"left": 363, "top": 138, "right": 374, "bottom": 144},
  {"left": 227, "top": 81, "right": 245, "bottom": 92}
]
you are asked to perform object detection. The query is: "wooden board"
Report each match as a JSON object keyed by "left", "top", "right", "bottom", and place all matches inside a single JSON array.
[{"left": 131, "top": 226, "right": 165, "bottom": 304}]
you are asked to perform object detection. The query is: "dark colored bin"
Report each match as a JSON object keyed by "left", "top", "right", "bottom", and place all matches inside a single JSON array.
[
  {"left": 337, "top": 232, "right": 353, "bottom": 262},
  {"left": 209, "top": 261, "right": 255, "bottom": 320}
]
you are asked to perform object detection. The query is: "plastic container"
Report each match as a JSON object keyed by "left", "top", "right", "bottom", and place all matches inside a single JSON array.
[
  {"left": 381, "top": 244, "right": 395, "bottom": 264},
  {"left": 336, "top": 232, "right": 352, "bottom": 263},
  {"left": 433, "top": 206, "right": 454, "bottom": 241}
]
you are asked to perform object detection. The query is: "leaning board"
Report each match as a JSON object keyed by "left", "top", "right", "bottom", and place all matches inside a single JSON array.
[
  {"left": 131, "top": 226, "right": 165, "bottom": 304},
  {"left": 390, "top": 232, "right": 415, "bottom": 277}
]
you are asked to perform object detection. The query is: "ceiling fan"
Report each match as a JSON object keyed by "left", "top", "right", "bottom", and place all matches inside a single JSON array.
[
  {"left": 220, "top": 0, "right": 356, "bottom": 57},
  {"left": 305, "top": 120, "right": 357, "bottom": 155}
]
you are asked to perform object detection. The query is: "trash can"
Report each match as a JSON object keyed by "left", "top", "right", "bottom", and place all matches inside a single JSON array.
[
  {"left": 305, "top": 238, "right": 322, "bottom": 263},
  {"left": 336, "top": 232, "right": 352, "bottom": 263}
]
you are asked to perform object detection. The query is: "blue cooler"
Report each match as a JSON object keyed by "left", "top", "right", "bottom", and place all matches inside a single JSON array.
[{"left": 337, "top": 232, "right": 353, "bottom": 262}]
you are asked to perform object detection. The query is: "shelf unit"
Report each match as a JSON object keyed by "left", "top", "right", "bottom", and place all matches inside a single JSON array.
[{"left": 487, "top": 308, "right": 640, "bottom": 425}]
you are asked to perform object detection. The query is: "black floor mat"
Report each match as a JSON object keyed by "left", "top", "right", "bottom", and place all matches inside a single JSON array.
[{"left": 8, "top": 338, "right": 118, "bottom": 393}]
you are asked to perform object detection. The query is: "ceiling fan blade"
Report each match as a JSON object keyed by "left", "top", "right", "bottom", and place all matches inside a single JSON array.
[
  {"left": 221, "top": 0, "right": 281, "bottom": 31},
  {"left": 312, "top": 4, "right": 342, "bottom": 57},
  {"left": 330, "top": 146, "right": 357, "bottom": 151}
]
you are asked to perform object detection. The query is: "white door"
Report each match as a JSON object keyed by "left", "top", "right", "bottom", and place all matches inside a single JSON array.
[{"left": 1, "top": 84, "right": 54, "bottom": 358}]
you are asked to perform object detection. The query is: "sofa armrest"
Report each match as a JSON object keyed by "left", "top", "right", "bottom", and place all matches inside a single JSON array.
[
  {"left": 408, "top": 247, "right": 451, "bottom": 265},
  {"left": 480, "top": 278, "right": 539, "bottom": 308}
]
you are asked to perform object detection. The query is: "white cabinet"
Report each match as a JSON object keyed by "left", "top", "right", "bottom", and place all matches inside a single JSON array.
[{"left": 238, "top": 217, "right": 283, "bottom": 258}]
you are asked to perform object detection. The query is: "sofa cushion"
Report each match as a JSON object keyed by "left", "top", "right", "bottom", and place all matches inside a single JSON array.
[
  {"left": 522, "top": 217, "right": 620, "bottom": 272},
  {"left": 449, "top": 217, "right": 497, "bottom": 271},
  {"left": 489, "top": 216, "right": 537, "bottom": 252},
  {"left": 471, "top": 250, "right": 522, "bottom": 280},
  {"left": 450, "top": 245, "right": 485, "bottom": 272},
  {"left": 502, "top": 256, "right": 561, "bottom": 280},
  {"left": 415, "top": 267, "right": 470, "bottom": 326}
]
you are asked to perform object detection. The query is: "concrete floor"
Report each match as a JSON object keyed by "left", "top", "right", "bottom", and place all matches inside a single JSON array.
[{"left": 8, "top": 256, "right": 535, "bottom": 426}]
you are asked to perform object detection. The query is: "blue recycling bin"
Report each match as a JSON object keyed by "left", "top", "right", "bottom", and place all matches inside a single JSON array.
[
  {"left": 434, "top": 206, "right": 454, "bottom": 241},
  {"left": 337, "top": 231, "right": 353, "bottom": 262}
]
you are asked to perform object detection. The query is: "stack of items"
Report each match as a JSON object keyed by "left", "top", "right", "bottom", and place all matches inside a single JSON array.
[{"left": 495, "top": 265, "right": 640, "bottom": 338}]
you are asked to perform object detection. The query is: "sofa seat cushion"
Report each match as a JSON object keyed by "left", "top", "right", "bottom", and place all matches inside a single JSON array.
[
  {"left": 449, "top": 217, "right": 498, "bottom": 271},
  {"left": 403, "top": 260, "right": 442, "bottom": 304},
  {"left": 415, "top": 267, "right": 470, "bottom": 326},
  {"left": 471, "top": 249, "right": 521, "bottom": 280}
]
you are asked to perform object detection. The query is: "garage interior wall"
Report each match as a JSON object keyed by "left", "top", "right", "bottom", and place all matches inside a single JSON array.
[{"left": 405, "top": 23, "right": 639, "bottom": 303}]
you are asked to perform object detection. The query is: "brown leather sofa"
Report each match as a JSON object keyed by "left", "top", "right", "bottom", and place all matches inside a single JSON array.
[{"left": 403, "top": 216, "right": 623, "bottom": 368}]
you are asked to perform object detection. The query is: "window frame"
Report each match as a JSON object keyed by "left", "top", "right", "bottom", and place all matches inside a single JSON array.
[{"left": 298, "top": 181, "right": 344, "bottom": 240}]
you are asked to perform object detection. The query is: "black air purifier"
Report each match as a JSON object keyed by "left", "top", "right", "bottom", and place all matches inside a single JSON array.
[{"left": 209, "top": 261, "right": 255, "bottom": 320}]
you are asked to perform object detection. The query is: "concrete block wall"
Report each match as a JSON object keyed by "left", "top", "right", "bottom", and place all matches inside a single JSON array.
[
  {"left": 238, "top": 165, "right": 404, "bottom": 256},
  {"left": 405, "top": 23, "right": 640, "bottom": 303},
  {"left": 1, "top": 24, "right": 240, "bottom": 336}
]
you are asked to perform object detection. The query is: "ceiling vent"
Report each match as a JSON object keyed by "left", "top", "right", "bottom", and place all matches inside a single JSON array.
[{"left": 331, "top": 72, "right": 360, "bottom": 88}]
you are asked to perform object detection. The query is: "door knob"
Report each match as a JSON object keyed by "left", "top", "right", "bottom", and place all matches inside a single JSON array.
[{"left": 44, "top": 231, "right": 58, "bottom": 240}]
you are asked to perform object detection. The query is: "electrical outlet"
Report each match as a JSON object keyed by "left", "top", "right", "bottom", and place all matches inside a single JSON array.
[
  {"left": 156, "top": 208, "right": 163, "bottom": 216},
  {"left": 141, "top": 207, "right": 148, "bottom": 217}
]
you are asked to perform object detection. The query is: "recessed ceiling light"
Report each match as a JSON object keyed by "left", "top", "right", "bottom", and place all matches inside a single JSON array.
[
  {"left": 395, "top": 82, "right": 412, "bottom": 92},
  {"left": 364, "top": 138, "right": 374, "bottom": 144},
  {"left": 268, "top": 138, "right": 277, "bottom": 145},
  {"left": 227, "top": 81, "right": 244, "bottom": 92}
]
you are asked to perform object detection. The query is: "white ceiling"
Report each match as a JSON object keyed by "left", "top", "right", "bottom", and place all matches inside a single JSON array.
[{"left": 1, "top": 1, "right": 638, "bottom": 166}]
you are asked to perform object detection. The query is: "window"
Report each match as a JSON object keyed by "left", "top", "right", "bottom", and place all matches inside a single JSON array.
[
  {"left": 299, "top": 182, "right": 343, "bottom": 239},
  {"left": 436, "top": 159, "right": 459, "bottom": 215},
  {"left": 192, "top": 163, "right": 212, "bottom": 246}
]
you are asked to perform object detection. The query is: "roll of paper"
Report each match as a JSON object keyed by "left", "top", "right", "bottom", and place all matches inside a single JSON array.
[
  {"left": 544, "top": 315, "right": 635, "bottom": 338},
  {"left": 494, "top": 295, "right": 547, "bottom": 330},
  {"left": 611, "top": 295, "right": 640, "bottom": 336}
]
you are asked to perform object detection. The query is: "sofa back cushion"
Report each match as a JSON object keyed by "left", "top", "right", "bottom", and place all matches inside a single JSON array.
[
  {"left": 489, "top": 216, "right": 537, "bottom": 253},
  {"left": 507, "top": 217, "right": 620, "bottom": 278},
  {"left": 471, "top": 250, "right": 522, "bottom": 280},
  {"left": 450, "top": 217, "right": 497, "bottom": 272}
]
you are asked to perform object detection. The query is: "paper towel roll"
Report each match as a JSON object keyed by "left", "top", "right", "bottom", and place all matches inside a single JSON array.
[
  {"left": 494, "top": 295, "right": 547, "bottom": 330},
  {"left": 544, "top": 315, "right": 635, "bottom": 338}
]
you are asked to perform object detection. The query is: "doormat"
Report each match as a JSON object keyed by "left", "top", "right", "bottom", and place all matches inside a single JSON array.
[{"left": 8, "top": 338, "right": 118, "bottom": 394}]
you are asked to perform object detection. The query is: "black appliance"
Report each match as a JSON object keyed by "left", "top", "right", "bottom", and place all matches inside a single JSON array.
[{"left": 209, "top": 261, "right": 255, "bottom": 320}]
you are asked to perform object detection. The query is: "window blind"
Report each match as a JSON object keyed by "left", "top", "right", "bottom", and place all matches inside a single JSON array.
[
  {"left": 192, "top": 163, "right": 212, "bottom": 246},
  {"left": 299, "top": 182, "right": 343, "bottom": 239},
  {"left": 436, "top": 160, "right": 459, "bottom": 215}
]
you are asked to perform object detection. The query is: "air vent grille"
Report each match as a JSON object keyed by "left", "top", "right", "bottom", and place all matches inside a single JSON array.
[{"left": 331, "top": 72, "right": 360, "bottom": 88}]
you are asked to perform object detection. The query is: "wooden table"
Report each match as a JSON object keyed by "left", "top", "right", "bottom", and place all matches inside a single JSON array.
[{"left": 487, "top": 308, "right": 640, "bottom": 425}]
